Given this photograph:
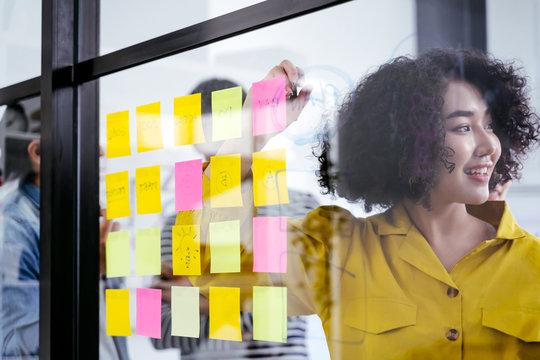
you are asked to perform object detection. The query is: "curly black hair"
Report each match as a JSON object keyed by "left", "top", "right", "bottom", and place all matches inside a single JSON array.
[{"left": 316, "top": 48, "right": 540, "bottom": 212}]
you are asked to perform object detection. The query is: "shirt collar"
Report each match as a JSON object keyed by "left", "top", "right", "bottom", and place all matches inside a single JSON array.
[
  {"left": 19, "top": 175, "right": 40, "bottom": 209},
  {"left": 375, "top": 201, "right": 525, "bottom": 240}
]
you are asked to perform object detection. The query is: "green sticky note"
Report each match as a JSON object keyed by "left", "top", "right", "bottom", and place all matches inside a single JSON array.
[
  {"left": 209, "top": 220, "right": 240, "bottom": 273},
  {"left": 106, "top": 230, "right": 130, "bottom": 277},
  {"left": 211, "top": 86, "right": 243, "bottom": 141},
  {"left": 253, "top": 286, "right": 287, "bottom": 342},
  {"left": 171, "top": 286, "right": 200, "bottom": 338},
  {"left": 135, "top": 227, "right": 161, "bottom": 275}
]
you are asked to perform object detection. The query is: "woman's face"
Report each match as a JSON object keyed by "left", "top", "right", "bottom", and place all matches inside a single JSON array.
[{"left": 430, "top": 80, "right": 501, "bottom": 206}]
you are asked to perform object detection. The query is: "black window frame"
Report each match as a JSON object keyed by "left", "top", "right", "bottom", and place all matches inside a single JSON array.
[{"left": 0, "top": 0, "right": 485, "bottom": 358}]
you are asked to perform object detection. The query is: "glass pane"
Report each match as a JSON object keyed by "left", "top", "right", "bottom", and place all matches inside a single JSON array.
[
  {"left": 98, "top": 0, "right": 540, "bottom": 359},
  {"left": 0, "top": 97, "right": 41, "bottom": 359},
  {"left": 0, "top": 0, "right": 41, "bottom": 88},
  {"left": 100, "top": 0, "right": 264, "bottom": 55},
  {"left": 487, "top": 0, "right": 540, "bottom": 236}
]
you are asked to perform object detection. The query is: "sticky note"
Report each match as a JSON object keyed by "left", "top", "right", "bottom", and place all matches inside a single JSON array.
[
  {"left": 172, "top": 225, "right": 201, "bottom": 276},
  {"left": 253, "top": 286, "right": 287, "bottom": 342},
  {"left": 171, "top": 286, "right": 200, "bottom": 338},
  {"left": 175, "top": 159, "right": 203, "bottom": 211},
  {"left": 136, "top": 288, "right": 162, "bottom": 338},
  {"left": 135, "top": 227, "right": 161, "bottom": 276},
  {"left": 136, "top": 102, "right": 163, "bottom": 152},
  {"left": 252, "top": 75, "right": 286, "bottom": 136},
  {"left": 209, "top": 287, "right": 242, "bottom": 341},
  {"left": 106, "top": 110, "right": 131, "bottom": 158},
  {"left": 105, "top": 171, "right": 131, "bottom": 219},
  {"left": 135, "top": 165, "right": 162, "bottom": 215},
  {"left": 253, "top": 148, "right": 289, "bottom": 206},
  {"left": 209, "top": 220, "right": 240, "bottom": 273},
  {"left": 106, "top": 230, "right": 131, "bottom": 277},
  {"left": 210, "top": 154, "right": 243, "bottom": 208},
  {"left": 174, "top": 93, "right": 206, "bottom": 145},
  {"left": 106, "top": 289, "right": 131, "bottom": 336},
  {"left": 253, "top": 217, "right": 287, "bottom": 273},
  {"left": 211, "top": 86, "right": 243, "bottom": 141}
]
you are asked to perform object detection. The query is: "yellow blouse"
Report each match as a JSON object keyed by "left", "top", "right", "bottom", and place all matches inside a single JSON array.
[{"left": 179, "top": 173, "right": 540, "bottom": 359}]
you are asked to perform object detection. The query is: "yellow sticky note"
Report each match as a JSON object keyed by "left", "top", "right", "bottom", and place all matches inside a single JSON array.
[
  {"left": 172, "top": 225, "right": 201, "bottom": 276},
  {"left": 209, "top": 220, "right": 240, "bottom": 273},
  {"left": 135, "top": 227, "right": 161, "bottom": 275},
  {"left": 174, "top": 93, "right": 206, "bottom": 145},
  {"left": 253, "top": 148, "right": 289, "bottom": 206},
  {"left": 106, "top": 230, "right": 131, "bottom": 277},
  {"left": 253, "top": 286, "right": 287, "bottom": 342},
  {"left": 136, "top": 165, "right": 162, "bottom": 215},
  {"left": 210, "top": 154, "right": 243, "bottom": 208},
  {"left": 209, "top": 287, "right": 242, "bottom": 341},
  {"left": 107, "top": 110, "right": 131, "bottom": 158},
  {"left": 137, "top": 102, "right": 163, "bottom": 152},
  {"left": 211, "top": 86, "right": 242, "bottom": 141},
  {"left": 106, "top": 289, "right": 132, "bottom": 336},
  {"left": 105, "top": 171, "right": 131, "bottom": 219},
  {"left": 171, "top": 286, "right": 200, "bottom": 338}
]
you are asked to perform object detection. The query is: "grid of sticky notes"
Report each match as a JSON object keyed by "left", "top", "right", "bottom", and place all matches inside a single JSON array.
[{"left": 105, "top": 77, "right": 291, "bottom": 343}]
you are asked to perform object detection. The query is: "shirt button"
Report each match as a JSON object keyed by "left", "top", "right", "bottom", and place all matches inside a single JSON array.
[
  {"left": 447, "top": 287, "right": 459, "bottom": 297},
  {"left": 446, "top": 329, "right": 459, "bottom": 341}
]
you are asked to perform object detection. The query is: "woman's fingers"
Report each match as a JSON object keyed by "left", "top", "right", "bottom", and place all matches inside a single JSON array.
[{"left": 265, "top": 59, "right": 303, "bottom": 95}]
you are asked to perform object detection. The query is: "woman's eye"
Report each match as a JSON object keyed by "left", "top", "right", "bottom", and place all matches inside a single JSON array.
[
  {"left": 454, "top": 125, "right": 470, "bottom": 132},
  {"left": 486, "top": 123, "right": 494, "bottom": 130}
]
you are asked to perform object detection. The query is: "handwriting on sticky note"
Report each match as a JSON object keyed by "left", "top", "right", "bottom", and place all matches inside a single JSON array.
[
  {"left": 210, "top": 154, "right": 243, "bottom": 208},
  {"left": 212, "top": 86, "right": 242, "bottom": 141},
  {"left": 172, "top": 225, "right": 201, "bottom": 276},
  {"left": 136, "top": 288, "right": 161, "bottom": 338},
  {"left": 106, "top": 230, "right": 131, "bottom": 277},
  {"left": 209, "top": 287, "right": 242, "bottom": 341},
  {"left": 136, "top": 102, "right": 163, "bottom": 152},
  {"left": 135, "top": 228, "right": 161, "bottom": 276},
  {"left": 107, "top": 110, "right": 131, "bottom": 158},
  {"left": 175, "top": 159, "right": 203, "bottom": 211},
  {"left": 105, "top": 171, "right": 131, "bottom": 219},
  {"left": 252, "top": 75, "right": 286, "bottom": 136},
  {"left": 253, "top": 148, "right": 289, "bottom": 206},
  {"left": 253, "top": 286, "right": 287, "bottom": 342},
  {"left": 253, "top": 217, "right": 287, "bottom": 273},
  {"left": 136, "top": 165, "right": 162, "bottom": 215},
  {"left": 106, "top": 289, "right": 131, "bottom": 336},
  {"left": 171, "top": 286, "right": 200, "bottom": 338},
  {"left": 174, "top": 93, "right": 206, "bottom": 145},
  {"left": 209, "top": 220, "right": 240, "bottom": 273}
]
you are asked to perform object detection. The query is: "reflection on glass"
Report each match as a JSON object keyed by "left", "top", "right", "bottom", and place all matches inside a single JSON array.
[{"left": 0, "top": 99, "right": 41, "bottom": 359}]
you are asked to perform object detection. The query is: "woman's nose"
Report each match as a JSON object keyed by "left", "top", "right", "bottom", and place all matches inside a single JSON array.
[{"left": 474, "top": 129, "right": 500, "bottom": 158}]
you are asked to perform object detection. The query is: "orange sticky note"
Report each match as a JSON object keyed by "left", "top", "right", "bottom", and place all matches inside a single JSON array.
[
  {"left": 174, "top": 93, "right": 206, "bottom": 145},
  {"left": 135, "top": 165, "right": 162, "bottom": 215},
  {"left": 209, "top": 220, "right": 240, "bottom": 273},
  {"left": 253, "top": 148, "right": 289, "bottom": 206},
  {"left": 209, "top": 287, "right": 242, "bottom": 341},
  {"left": 172, "top": 225, "right": 201, "bottom": 276},
  {"left": 209, "top": 154, "right": 243, "bottom": 208},
  {"left": 107, "top": 110, "right": 131, "bottom": 158},
  {"left": 105, "top": 171, "right": 131, "bottom": 219},
  {"left": 106, "top": 289, "right": 131, "bottom": 336},
  {"left": 135, "top": 227, "right": 161, "bottom": 276},
  {"left": 136, "top": 102, "right": 163, "bottom": 152},
  {"left": 253, "top": 286, "right": 287, "bottom": 342}
]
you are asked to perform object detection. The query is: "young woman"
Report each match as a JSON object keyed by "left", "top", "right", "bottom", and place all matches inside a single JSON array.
[{"left": 188, "top": 49, "right": 540, "bottom": 359}]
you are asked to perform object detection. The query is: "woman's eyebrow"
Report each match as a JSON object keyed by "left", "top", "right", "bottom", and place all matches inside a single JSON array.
[{"left": 445, "top": 110, "right": 473, "bottom": 119}]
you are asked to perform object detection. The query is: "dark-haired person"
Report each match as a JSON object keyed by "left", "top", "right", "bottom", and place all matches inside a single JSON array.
[
  {"left": 190, "top": 51, "right": 540, "bottom": 359},
  {"left": 152, "top": 78, "right": 319, "bottom": 359}
]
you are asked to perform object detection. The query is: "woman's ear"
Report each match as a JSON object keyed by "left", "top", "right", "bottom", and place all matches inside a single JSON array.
[{"left": 27, "top": 139, "right": 41, "bottom": 170}]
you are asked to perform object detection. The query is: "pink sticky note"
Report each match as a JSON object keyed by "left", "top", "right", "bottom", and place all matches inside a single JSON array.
[
  {"left": 136, "top": 288, "right": 162, "bottom": 338},
  {"left": 175, "top": 159, "right": 203, "bottom": 211},
  {"left": 253, "top": 217, "right": 287, "bottom": 273},
  {"left": 252, "top": 75, "right": 287, "bottom": 136}
]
